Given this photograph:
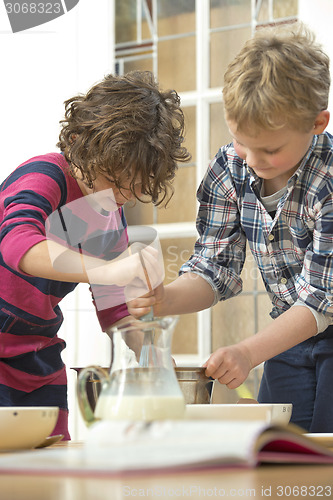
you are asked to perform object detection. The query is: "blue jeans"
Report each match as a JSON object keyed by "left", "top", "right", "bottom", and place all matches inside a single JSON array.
[{"left": 258, "top": 325, "right": 333, "bottom": 432}]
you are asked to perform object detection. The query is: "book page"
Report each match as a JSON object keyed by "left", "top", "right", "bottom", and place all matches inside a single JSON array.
[{"left": 0, "top": 420, "right": 332, "bottom": 475}]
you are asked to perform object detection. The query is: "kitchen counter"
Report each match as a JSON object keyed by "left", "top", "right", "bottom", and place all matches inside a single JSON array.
[{"left": 0, "top": 441, "right": 332, "bottom": 500}]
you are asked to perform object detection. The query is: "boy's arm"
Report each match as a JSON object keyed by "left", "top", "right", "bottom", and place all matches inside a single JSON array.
[
  {"left": 127, "top": 272, "right": 216, "bottom": 317},
  {"left": 19, "top": 240, "right": 90, "bottom": 283},
  {"left": 19, "top": 240, "right": 161, "bottom": 289},
  {"left": 204, "top": 305, "right": 318, "bottom": 388}
]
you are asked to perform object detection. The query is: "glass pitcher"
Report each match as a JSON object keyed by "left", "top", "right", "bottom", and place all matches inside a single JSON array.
[{"left": 77, "top": 316, "right": 185, "bottom": 425}]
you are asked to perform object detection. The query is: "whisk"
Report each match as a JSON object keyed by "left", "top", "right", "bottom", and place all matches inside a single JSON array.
[{"left": 137, "top": 250, "right": 156, "bottom": 367}]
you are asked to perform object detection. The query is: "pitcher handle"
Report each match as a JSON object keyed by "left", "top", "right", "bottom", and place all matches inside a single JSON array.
[{"left": 77, "top": 365, "right": 109, "bottom": 426}]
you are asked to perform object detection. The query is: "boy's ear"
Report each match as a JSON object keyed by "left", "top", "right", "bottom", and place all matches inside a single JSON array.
[{"left": 313, "top": 110, "right": 330, "bottom": 134}]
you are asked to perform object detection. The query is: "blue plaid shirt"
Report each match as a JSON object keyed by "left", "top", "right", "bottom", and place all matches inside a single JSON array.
[{"left": 181, "top": 132, "right": 333, "bottom": 320}]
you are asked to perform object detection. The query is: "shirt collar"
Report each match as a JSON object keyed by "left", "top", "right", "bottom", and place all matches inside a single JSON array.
[{"left": 292, "top": 135, "right": 318, "bottom": 180}]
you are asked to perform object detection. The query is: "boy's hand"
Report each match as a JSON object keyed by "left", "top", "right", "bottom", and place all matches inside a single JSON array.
[
  {"left": 127, "top": 283, "right": 165, "bottom": 319},
  {"left": 203, "top": 344, "right": 252, "bottom": 389}
]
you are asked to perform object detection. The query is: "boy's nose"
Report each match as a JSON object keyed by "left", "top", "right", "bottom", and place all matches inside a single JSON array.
[{"left": 245, "top": 150, "right": 261, "bottom": 168}]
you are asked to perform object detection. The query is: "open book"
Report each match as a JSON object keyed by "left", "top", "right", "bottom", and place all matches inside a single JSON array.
[{"left": 0, "top": 420, "right": 333, "bottom": 476}]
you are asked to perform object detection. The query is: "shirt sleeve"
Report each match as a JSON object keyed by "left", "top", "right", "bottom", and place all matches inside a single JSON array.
[
  {"left": 88, "top": 211, "right": 130, "bottom": 331},
  {"left": 295, "top": 191, "right": 333, "bottom": 319},
  {"left": 0, "top": 161, "right": 67, "bottom": 273},
  {"left": 95, "top": 302, "right": 129, "bottom": 331},
  {"left": 180, "top": 148, "right": 247, "bottom": 302},
  {"left": 293, "top": 299, "right": 333, "bottom": 334}
]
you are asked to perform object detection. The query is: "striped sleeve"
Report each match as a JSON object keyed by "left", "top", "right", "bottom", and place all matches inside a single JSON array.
[{"left": 0, "top": 160, "right": 67, "bottom": 273}]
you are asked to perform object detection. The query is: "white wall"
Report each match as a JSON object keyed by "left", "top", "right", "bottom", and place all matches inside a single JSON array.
[
  {"left": 0, "top": 0, "right": 115, "bottom": 440},
  {"left": 299, "top": 0, "right": 333, "bottom": 125},
  {"left": 1, "top": 0, "right": 114, "bottom": 172}
]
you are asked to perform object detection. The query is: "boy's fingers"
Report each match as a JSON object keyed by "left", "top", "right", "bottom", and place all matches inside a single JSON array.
[
  {"left": 128, "top": 306, "right": 153, "bottom": 319},
  {"left": 154, "top": 283, "right": 164, "bottom": 301}
]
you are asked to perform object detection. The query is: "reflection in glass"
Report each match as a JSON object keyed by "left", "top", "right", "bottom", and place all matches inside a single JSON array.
[
  {"left": 210, "top": 28, "right": 252, "bottom": 88},
  {"left": 116, "top": 0, "right": 137, "bottom": 44},
  {"left": 212, "top": 295, "right": 255, "bottom": 349},
  {"left": 124, "top": 58, "right": 153, "bottom": 74},
  {"left": 257, "top": 0, "right": 270, "bottom": 23},
  {"left": 210, "top": 0, "right": 252, "bottom": 28},
  {"left": 183, "top": 106, "right": 196, "bottom": 163},
  {"left": 158, "top": 37, "right": 196, "bottom": 92},
  {"left": 161, "top": 237, "right": 198, "bottom": 355},
  {"left": 124, "top": 203, "right": 154, "bottom": 226},
  {"left": 210, "top": 102, "right": 230, "bottom": 159},
  {"left": 157, "top": 0, "right": 195, "bottom": 37},
  {"left": 273, "top": 0, "right": 298, "bottom": 18},
  {"left": 157, "top": 165, "right": 197, "bottom": 224}
]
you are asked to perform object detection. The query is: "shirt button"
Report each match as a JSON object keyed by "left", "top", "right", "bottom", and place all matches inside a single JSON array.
[
  {"left": 280, "top": 277, "right": 288, "bottom": 285},
  {"left": 268, "top": 234, "right": 274, "bottom": 241}
]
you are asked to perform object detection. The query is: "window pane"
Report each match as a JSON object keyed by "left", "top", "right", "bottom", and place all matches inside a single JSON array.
[
  {"left": 116, "top": 0, "right": 137, "bottom": 44},
  {"left": 257, "top": 0, "right": 298, "bottom": 22},
  {"left": 116, "top": 0, "right": 157, "bottom": 43},
  {"left": 123, "top": 58, "right": 153, "bottom": 74},
  {"left": 163, "top": 237, "right": 197, "bottom": 284},
  {"left": 172, "top": 314, "right": 198, "bottom": 355},
  {"left": 157, "top": 0, "right": 195, "bottom": 37},
  {"left": 156, "top": 105, "right": 196, "bottom": 224},
  {"left": 242, "top": 253, "right": 260, "bottom": 293},
  {"left": 257, "top": 294, "right": 274, "bottom": 331},
  {"left": 210, "top": 102, "right": 231, "bottom": 159},
  {"left": 273, "top": 0, "right": 298, "bottom": 18},
  {"left": 257, "top": 0, "right": 269, "bottom": 23},
  {"left": 210, "top": 27, "right": 252, "bottom": 88},
  {"left": 162, "top": 237, "right": 198, "bottom": 355},
  {"left": 183, "top": 106, "right": 196, "bottom": 163},
  {"left": 158, "top": 36, "right": 196, "bottom": 92},
  {"left": 210, "top": 0, "right": 252, "bottom": 28},
  {"left": 211, "top": 280, "right": 273, "bottom": 352},
  {"left": 157, "top": 165, "right": 197, "bottom": 224},
  {"left": 212, "top": 295, "right": 255, "bottom": 349},
  {"left": 124, "top": 203, "right": 154, "bottom": 226}
]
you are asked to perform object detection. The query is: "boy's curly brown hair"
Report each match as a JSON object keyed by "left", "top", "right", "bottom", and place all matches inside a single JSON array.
[{"left": 57, "top": 71, "right": 191, "bottom": 206}]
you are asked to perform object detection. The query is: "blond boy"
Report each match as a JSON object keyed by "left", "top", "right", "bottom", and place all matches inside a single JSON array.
[{"left": 129, "top": 24, "right": 333, "bottom": 432}]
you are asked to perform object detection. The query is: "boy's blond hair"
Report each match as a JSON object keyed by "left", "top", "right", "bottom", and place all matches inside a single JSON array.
[{"left": 223, "top": 22, "right": 330, "bottom": 133}]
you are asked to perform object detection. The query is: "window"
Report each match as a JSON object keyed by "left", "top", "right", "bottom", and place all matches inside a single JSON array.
[{"left": 113, "top": 0, "right": 298, "bottom": 401}]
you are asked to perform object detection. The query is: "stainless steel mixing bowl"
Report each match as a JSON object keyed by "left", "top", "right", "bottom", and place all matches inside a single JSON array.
[
  {"left": 175, "top": 367, "right": 215, "bottom": 405},
  {"left": 71, "top": 366, "right": 214, "bottom": 411}
]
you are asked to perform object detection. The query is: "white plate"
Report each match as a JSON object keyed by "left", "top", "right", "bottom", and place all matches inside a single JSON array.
[
  {"left": 185, "top": 403, "right": 292, "bottom": 424},
  {"left": 0, "top": 407, "right": 59, "bottom": 451}
]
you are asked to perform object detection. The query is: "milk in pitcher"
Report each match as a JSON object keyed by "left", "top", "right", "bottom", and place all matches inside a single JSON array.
[{"left": 94, "top": 367, "right": 185, "bottom": 421}]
